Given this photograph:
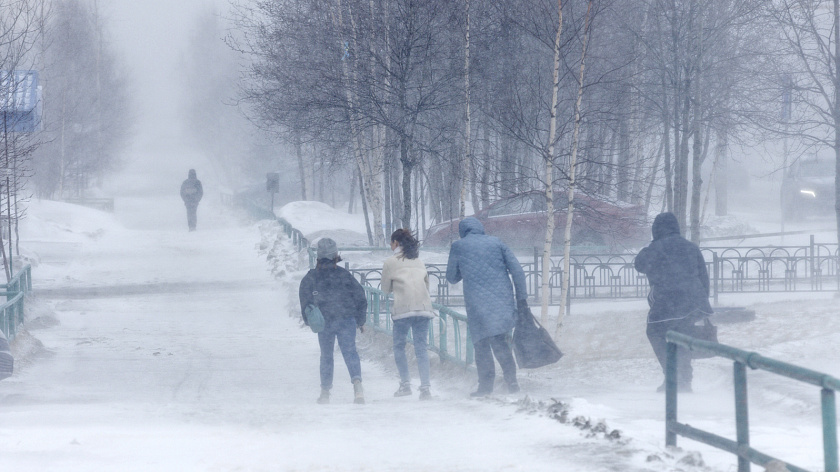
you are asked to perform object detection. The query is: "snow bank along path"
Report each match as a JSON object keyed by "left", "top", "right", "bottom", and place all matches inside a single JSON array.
[{"left": 0, "top": 196, "right": 702, "bottom": 471}]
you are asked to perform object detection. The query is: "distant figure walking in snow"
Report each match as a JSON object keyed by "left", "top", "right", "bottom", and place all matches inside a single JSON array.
[
  {"left": 180, "top": 169, "right": 204, "bottom": 231},
  {"left": 634, "top": 212, "right": 713, "bottom": 393},
  {"left": 446, "top": 217, "right": 527, "bottom": 397},
  {"left": 381, "top": 229, "right": 434, "bottom": 401},
  {"left": 299, "top": 238, "right": 368, "bottom": 404}
]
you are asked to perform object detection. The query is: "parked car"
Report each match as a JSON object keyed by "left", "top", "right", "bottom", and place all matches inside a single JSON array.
[
  {"left": 423, "top": 191, "right": 649, "bottom": 253},
  {"left": 781, "top": 158, "right": 836, "bottom": 220}
]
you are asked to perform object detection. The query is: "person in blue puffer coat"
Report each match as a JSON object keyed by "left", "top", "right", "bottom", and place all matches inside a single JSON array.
[{"left": 446, "top": 217, "right": 528, "bottom": 396}]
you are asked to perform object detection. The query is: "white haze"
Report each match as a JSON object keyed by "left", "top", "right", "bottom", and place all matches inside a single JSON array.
[{"left": 0, "top": 1, "right": 837, "bottom": 471}]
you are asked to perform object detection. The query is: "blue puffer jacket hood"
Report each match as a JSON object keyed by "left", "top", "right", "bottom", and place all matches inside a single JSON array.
[
  {"left": 459, "top": 217, "right": 485, "bottom": 238},
  {"left": 652, "top": 212, "right": 680, "bottom": 241}
]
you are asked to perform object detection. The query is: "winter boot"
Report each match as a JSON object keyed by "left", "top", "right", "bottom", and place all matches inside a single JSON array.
[
  {"left": 419, "top": 385, "right": 432, "bottom": 401},
  {"left": 507, "top": 382, "right": 520, "bottom": 394},
  {"left": 316, "top": 389, "right": 330, "bottom": 404},
  {"left": 394, "top": 381, "right": 412, "bottom": 397},
  {"left": 353, "top": 379, "right": 365, "bottom": 404},
  {"left": 470, "top": 385, "right": 492, "bottom": 398}
]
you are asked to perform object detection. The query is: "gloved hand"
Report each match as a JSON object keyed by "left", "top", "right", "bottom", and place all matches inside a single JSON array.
[
  {"left": 358, "top": 325, "right": 365, "bottom": 334},
  {"left": 517, "top": 299, "right": 529, "bottom": 312}
]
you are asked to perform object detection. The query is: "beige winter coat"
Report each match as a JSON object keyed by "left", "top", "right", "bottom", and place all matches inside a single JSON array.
[{"left": 381, "top": 254, "right": 434, "bottom": 320}]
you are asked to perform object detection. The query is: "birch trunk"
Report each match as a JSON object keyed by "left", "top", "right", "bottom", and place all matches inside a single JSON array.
[
  {"left": 295, "top": 134, "right": 307, "bottom": 200},
  {"left": 337, "top": 0, "right": 384, "bottom": 245},
  {"left": 835, "top": 0, "right": 840, "bottom": 248},
  {"left": 556, "top": 0, "right": 593, "bottom": 339},
  {"left": 539, "top": 0, "right": 563, "bottom": 326},
  {"left": 460, "top": 0, "right": 471, "bottom": 218}
]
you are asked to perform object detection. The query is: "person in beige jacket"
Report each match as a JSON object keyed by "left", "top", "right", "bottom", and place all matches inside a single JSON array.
[{"left": 381, "top": 229, "right": 434, "bottom": 400}]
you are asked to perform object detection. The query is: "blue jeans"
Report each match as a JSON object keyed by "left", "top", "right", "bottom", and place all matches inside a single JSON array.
[
  {"left": 318, "top": 317, "right": 362, "bottom": 390},
  {"left": 392, "top": 316, "right": 431, "bottom": 387}
]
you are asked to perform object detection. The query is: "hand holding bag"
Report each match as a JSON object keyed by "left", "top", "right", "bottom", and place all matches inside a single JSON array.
[
  {"left": 512, "top": 301, "right": 563, "bottom": 369},
  {"left": 683, "top": 316, "right": 718, "bottom": 359}
]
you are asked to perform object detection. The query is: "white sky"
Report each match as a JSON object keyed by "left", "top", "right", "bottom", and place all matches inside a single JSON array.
[
  {"left": 105, "top": 0, "right": 223, "bottom": 142},
  {"left": 99, "top": 0, "right": 226, "bottom": 198}
]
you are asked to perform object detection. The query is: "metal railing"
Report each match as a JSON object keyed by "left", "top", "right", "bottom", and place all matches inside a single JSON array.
[
  {"left": 5, "top": 264, "right": 32, "bottom": 294},
  {"left": 278, "top": 217, "right": 309, "bottom": 253},
  {"left": 363, "top": 286, "right": 473, "bottom": 368},
  {"left": 344, "top": 238, "right": 840, "bottom": 307},
  {"left": 1, "top": 264, "right": 32, "bottom": 341},
  {"left": 0, "top": 291, "right": 25, "bottom": 341},
  {"left": 665, "top": 331, "right": 839, "bottom": 472}
]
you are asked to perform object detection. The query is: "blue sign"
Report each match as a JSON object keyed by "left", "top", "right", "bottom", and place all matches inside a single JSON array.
[{"left": 0, "top": 71, "right": 42, "bottom": 133}]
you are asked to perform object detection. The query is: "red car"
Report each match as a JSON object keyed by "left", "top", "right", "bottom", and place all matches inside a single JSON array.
[{"left": 423, "top": 191, "right": 649, "bottom": 253}]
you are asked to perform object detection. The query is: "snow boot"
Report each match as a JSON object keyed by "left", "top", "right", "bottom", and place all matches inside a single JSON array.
[
  {"left": 394, "top": 381, "right": 412, "bottom": 397},
  {"left": 317, "top": 389, "right": 330, "bottom": 404},
  {"left": 470, "top": 385, "right": 492, "bottom": 398},
  {"left": 353, "top": 379, "right": 365, "bottom": 404},
  {"left": 419, "top": 386, "right": 431, "bottom": 401},
  {"left": 507, "top": 382, "right": 520, "bottom": 394}
]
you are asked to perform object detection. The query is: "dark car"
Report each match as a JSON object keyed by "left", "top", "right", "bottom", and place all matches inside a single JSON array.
[
  {"left": 423, "top": 191, "right": 649, "bottom": 253},
  {"left": 782, "top": 158, "right": 836, "bottom": 220}
]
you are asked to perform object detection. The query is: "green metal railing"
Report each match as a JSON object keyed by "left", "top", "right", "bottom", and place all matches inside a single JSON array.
[
  {"left": 4, "top": 264, "right": 32, "bottom": 294},
  {"left": 665, "top": 330, "right": 839, "bottom": 472},
  {"left": 363, "top": 286, "right": 473, "bottom": 368},
  {"left": 0, "top": 264, "right": 32, "bottom": 341},
  {"left": 278, "top": 217, "right": 309, "bottom": 253},
  {"left": 0, "top": 291, "right": 25, "bottom": 341}
]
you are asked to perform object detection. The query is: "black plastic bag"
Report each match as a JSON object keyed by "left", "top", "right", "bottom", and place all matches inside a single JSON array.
[{"left": 512, "top": 303, "right": 563, "bottom": 369}]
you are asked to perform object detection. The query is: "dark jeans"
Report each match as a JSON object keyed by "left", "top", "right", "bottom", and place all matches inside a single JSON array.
[
  {"left": 473, "top": 333, "right": 517, "bottom": 391},
  {"left": 392, "top": 316, "right": 431, "bottom": 387},
  {"left": 647, "top": 318, "right": 693, "bottom": 386},
  {"left": 185, "top": 204, "right": 198, "bottom": 231},
  {"left": 318, "top": 316, "right": 362, "bottom": 390}
]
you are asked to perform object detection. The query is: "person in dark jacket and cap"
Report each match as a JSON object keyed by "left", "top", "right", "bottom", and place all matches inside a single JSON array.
[
  {"left": 180, "top": 169, "right": 204, "bottom": 231},
  {"left": 446, "top": 217, "right": 528, "bottom": 397},
  {"left": 634, "top": 212, "right": 713, "bottom": 392},
  {"left": 299, "top": 238, "right": 368, "bottom": 404}
]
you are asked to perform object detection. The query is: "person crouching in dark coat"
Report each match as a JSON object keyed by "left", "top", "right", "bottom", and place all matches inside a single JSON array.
[
  {"left": 634, "top": 212, "right": 713, "bottom": 393},
  {"left": 446, "top": 217, "right": 528, "bottom": 397},
  {"left": 299, "top": 238, "right": 368, "bottom": 404}
]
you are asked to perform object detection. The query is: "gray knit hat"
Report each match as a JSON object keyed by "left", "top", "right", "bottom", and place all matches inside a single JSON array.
[{"left": 316, "top": 238, "right": 338, "bottom": 260}]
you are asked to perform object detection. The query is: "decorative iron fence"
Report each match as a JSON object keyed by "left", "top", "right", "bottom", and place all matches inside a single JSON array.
[
  {"left": 344, "top": 238, "right": 839, "bottom": 307},
  {"left": 665, "top": 330, "right": 838, "bottom": 472}
]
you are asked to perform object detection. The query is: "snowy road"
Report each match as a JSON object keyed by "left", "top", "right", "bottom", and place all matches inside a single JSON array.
[
  {"left": 0, "top": 196, "right": 681, "bottom": 472},
  {"left": 2, "top": 188, "right": 838, "bottom": 471}
]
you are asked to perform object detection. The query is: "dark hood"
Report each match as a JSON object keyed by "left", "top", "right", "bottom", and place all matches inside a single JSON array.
[
  {"left": 188, "top": 169, "right": 197, "bottom": 179},
  {"left": 458, "top": 217, "right": 485, "bottom": 238},
  {"left": 652, "top": 212, "right": 680, "bottom": 240}
]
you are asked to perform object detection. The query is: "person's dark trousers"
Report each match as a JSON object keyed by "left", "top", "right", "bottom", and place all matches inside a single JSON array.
[
  {"left": 646, "top": 318, "right": 693, "bottom": 387},
  {"left": 317, "top": 316, "right": 362, "bottom": 390},
  {"left": 186, "top": 204, "right": 198, "bottom": 231},
  {"left": 473, "top": 333, "right": 517, "bottom": 392}
]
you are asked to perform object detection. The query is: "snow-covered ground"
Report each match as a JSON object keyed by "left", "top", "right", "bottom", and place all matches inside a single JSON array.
[{"left": 1, "top": 175, "right": 837, "bottom": 471}]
